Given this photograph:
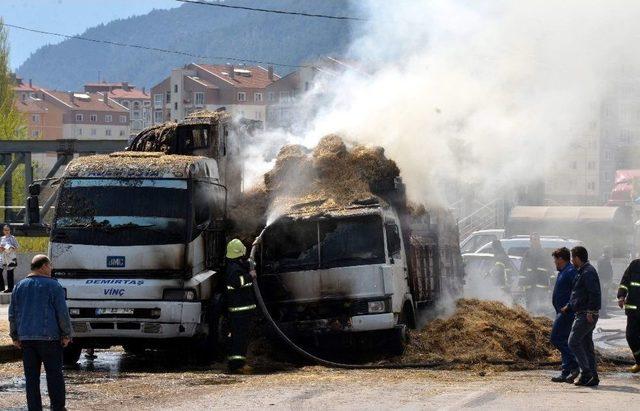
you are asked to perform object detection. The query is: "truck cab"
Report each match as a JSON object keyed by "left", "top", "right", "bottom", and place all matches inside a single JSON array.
[
  {"left": 252, "top": 204, "right": 463, "bottom": 354},
  {"left": 48, "top": 152, "right": 227, "bottom": 363}
]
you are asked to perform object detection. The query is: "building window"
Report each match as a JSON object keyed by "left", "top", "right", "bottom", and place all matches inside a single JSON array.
[
  {"left": 194, "top": 92, "right": 205, "bottom": 106},
  {"left": 267, "top": 92, "right": 275, "bottom": 102},
  {"left": 237, "top": 92, "right": 247, "bottom": 102},
  {"left": 31, "top": 130, "right": 39, "bottom": 138},
  {"left": 174, "top": 102, "right": 178, "bottom": 110},
  {"left": 119, "top": 115, "right": 127, "bottom": 123},
  {"left": 166, "top": 91, "right": 171, "bottom": 103},
  {"left": 279, "top": 91, "right": 290, "bottom": 102},
  {"left": 31, "top": 114, "right": 40, "bottom": 123},
  {"left": 254, "top": 92, "right": 263, "bottom": 102},
  {"left": 605, "top": 150, "right": 612, "bottom": 160},
  {"left": 174, "top": 84, "right": 178, "bottom": 93},
  {"left": 154, "top": 109, "right": 163, "bottom": 123},
  {"left": 587, "top": 181, "right": 596, "bottom": 191},
  {"left": 91, "top": 128, "right": 97, "bottom": 136},
  {"left": 75, "top": 113, "right": 83, "bottom": 122},
  {"left": 132, "top": 110, "right": 141, "bottom": 120},
  {"left": 105, "top": 129, "right": 112, "bottom": 136},
  {"left": 90, "top": 114, "right": 97, "bottom": 122},
  {"left": 121, "top": 100, "right": 130, "bottom": 109},
  {"left": 144, "top": 101, "right": 150, "bottom": 107},
  {"left": 604, "top": 172, "right": 611, "bottom": 182},
  {"left": 77, "top": 128, "right": 83, "bottom": 136},
  {"left": 154, "top": 94, "right": 163, "bottom": 107},
  {"left": 120, "top": 130, "right": 125, "bottom": 136},
  {"left": 105, "top": 114, "right": 112, "bottom": 123},
  {"left": 305, "top": 81, "right": 310, "bottom": 91},
  {"left": 587, "top": 161, "right": 596, "bottom": 170}
]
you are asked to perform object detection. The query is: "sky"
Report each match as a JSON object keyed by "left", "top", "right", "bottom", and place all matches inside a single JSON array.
[{"left": 1, "top": 0, "right": 179, "bottom": 69}]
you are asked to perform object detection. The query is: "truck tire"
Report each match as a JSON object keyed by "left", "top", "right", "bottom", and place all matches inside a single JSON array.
[
  {"left": 123, "top": 344, "right": 146, "bottom": 357},
  {"left": 63, "top": 343, "right": 82, "bottom": 366},
  {"left": 386, "top": 324, "right": 408, "bottom": 356}
]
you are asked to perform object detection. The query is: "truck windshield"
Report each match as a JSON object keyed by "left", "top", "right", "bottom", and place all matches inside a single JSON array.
[
  {"left": 262, "top": 215, "right": 385, "bottom": 274},
  {"left": 53, "top": 178, "right": 189, "bottom": 246}
]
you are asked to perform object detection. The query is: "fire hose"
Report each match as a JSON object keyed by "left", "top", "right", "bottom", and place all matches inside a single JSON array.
[{"left": 248, "top": 233, "right": 562, "bottom": 370}]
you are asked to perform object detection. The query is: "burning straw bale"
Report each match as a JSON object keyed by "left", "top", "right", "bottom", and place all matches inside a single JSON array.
[
  {"left": 65, "top": 152, "right": 206, "bottom": 178},
  {"left": 264, "top": 135, "right": 401, "bottom": 216},
  {"left": 401, "top": 299, "right": 555, "bottom": 365}
]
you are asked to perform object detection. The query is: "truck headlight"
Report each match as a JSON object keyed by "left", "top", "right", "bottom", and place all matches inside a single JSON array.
[
  {"left": 163, "top": 288, "right": 196, "bottom": 301},
  {"left": 367, "top": 300, "right": 386, "bottom": 314}
]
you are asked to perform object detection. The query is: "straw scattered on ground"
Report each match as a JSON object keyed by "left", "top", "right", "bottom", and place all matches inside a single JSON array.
[{"left": 400, "top": 299, "right": 556, "bottom": 366}]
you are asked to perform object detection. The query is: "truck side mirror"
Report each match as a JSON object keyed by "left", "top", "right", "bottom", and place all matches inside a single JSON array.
[{"left": 26, "top": 183, "right": 41, "bottom": 225}]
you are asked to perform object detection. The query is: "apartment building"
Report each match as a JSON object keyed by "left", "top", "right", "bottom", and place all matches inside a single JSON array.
[
  {"left": 84, "top": 82, "right": 151, "bottom": 134},
  {"left": 13, "top": 77, "right": 65, "bottom": 140},
  {"left": 543, "top": 120, "right": 617, "bottom": 206},
  {"left": 41, "top": 90, "right": 130, "bottom": 140},
  {"left": 265, "top": 57, "right": 360, "bottom": 129},
  {"left": 150, "top": 63, "right": 278, "bottom": 125}
]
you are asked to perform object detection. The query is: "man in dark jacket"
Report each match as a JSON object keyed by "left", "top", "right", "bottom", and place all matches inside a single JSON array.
[
  {"left": 597, "top": 247, "right": 613, "bottom": 316},
  {"left": 561, "top": 246, "right": 601, "bottom": 387},
  {"left": 9, "top": 254, "right": 72, "bottom": 411},
  {"left": 549, "top": 247, "right": 579, "bottom": 383},
  {"left": 617, "top": 259, "right": 640, "bottom": 373},
  {"left": 224, "top": 239, "right": 256, "bottom": 374}
]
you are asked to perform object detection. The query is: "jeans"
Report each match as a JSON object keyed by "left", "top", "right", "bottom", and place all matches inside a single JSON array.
[
  {"left": 568, "top": 312, "right": 598, "bottom": 378},
  {"left": 0, "top": 267, "right": 14, "bottom": 291},
  {"left": 21, "top": 340, "right": 66, "bottom": 411},
  {"left": 550, "top": 312, "right": 578, "bottom": 373}
]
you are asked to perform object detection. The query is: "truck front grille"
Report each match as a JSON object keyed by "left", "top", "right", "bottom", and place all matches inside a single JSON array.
[
  {"left": 72, "top": 322, "right": 89, "bottom": 333},
  {"left": 142, "top": 323, "right": 161, "bottom": 334}
]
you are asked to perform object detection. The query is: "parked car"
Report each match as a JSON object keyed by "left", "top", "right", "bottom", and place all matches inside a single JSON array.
[
  {"left": 462, "top": 252, "right": 522, "bottom": 278},
  {"left": 475, "top": 236, "right": 583, "bottom": 257},
  {"left": 460, "top": 229, "right": 505, "bottom": 254}
]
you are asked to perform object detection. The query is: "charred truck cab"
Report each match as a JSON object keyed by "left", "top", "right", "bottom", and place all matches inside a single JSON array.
[
  {"left": 49, "top": 153, "right": 227, "bottom": 364},
  {"left": 252, "top": 203, "right": 464, "bottom": 354}
]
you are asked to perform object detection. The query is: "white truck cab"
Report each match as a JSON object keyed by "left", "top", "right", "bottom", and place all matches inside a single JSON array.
[{"left": 49, "top": 153, "right": 227, "bottom": 363}]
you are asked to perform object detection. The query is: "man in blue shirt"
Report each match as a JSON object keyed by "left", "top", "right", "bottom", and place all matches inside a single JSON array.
[
  {"left": 9, "top": 255, "right": 72, "bottom": 411},
  {"left": 561, "top": 246, "right": 602, "bottom": 387},
  {"left": 550, "top": 247, "right": 579, "bottom": 383}
]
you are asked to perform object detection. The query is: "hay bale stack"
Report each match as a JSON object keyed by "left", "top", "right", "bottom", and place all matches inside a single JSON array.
[
  {"left": 402, "top": 299, "right": 555, "bottom": 365},
  {"left": 264, "top": 135, "right": 400, "bottom": 217}
]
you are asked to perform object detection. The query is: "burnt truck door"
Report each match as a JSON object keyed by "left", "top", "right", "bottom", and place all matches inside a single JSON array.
[{"left": 384, "top": 217, "right": 411, "bottom": 315}]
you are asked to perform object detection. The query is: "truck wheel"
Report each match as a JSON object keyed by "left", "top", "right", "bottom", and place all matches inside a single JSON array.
[
  {"left": 123, "top": 344, "right": 146, "bottom": 357},
  {"left": 386, "top": 324, "right": 408, "bottom": 356},
  {"left": 63, "top": 343, "right": 82, "bottom": 366}
]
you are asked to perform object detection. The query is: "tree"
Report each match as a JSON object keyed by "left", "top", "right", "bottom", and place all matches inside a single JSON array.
[
  {"left": 0, "top": 19, "right": 28, "bottom": 222},
  {"left": 0, "top": 18, "right": 25, "bottom": 139}
]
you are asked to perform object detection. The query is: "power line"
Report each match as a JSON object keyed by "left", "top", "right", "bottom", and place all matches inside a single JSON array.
[
  {"left": 4, "top": 23, "right": 307, "bottom": 68},
  {"left": 175, "top": 0, "right": 365, "bottom": 21}
]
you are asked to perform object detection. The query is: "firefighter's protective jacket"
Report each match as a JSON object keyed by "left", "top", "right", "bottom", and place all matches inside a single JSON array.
[
  {"left": 618, "top": 259, "right": 640, "bottom": 314},
  {"left": 521, "top": 247, "right": 553, "bottom": 288},
  {"left": 225, "top": 258, "right": 256, "bottom": 313}
]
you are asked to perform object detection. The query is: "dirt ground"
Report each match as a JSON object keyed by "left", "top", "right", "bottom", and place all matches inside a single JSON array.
[{"left": 1, "top": 352, "right": 639, "bottom": 411}]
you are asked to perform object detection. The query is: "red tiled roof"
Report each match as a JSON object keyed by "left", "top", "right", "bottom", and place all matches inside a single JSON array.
[
  {"left": 85, "top": 82, "right": 136, "bottom": 88},
  {"left": 14, "top": 97, "right": 47, "bottom": 113},
  {"left": 186, "top": 76, "right": 218, "bottom": 89},
  {"left": 43, "top": 90, "right": 128, "bottom": 112},
  {"left": 107, "top": 88, "right": 150, "bottom": 100},
  {"left": 194, "top": 64, "right": 279, "bottom": 88}
]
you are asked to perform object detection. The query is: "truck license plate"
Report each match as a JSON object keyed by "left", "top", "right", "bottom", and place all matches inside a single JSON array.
[{"left": 96, "top": 308, "right": 134, "bottom": 315}]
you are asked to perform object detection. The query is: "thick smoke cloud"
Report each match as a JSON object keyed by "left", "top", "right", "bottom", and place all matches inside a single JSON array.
[{"left": 304, "top": 0, "right": 640, "bottom": 205}]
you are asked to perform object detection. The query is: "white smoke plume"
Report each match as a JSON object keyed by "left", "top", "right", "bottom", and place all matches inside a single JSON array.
[{"left": 244, "top": 1, "right": 640, "bottom": 207}]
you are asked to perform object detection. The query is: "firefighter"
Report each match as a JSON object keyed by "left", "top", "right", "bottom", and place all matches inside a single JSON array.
[
  {"left": 224, "top": 238, "right": 256, "bottom": 374},
  {"left": 487, "top": 240, "right": 514, "bottom": 292},
  {"left": 521, "top": 233, "right": 553, "bottom": 313},
  {"left": 617, "top": 259, "right": 640, "bottom": 373}
]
